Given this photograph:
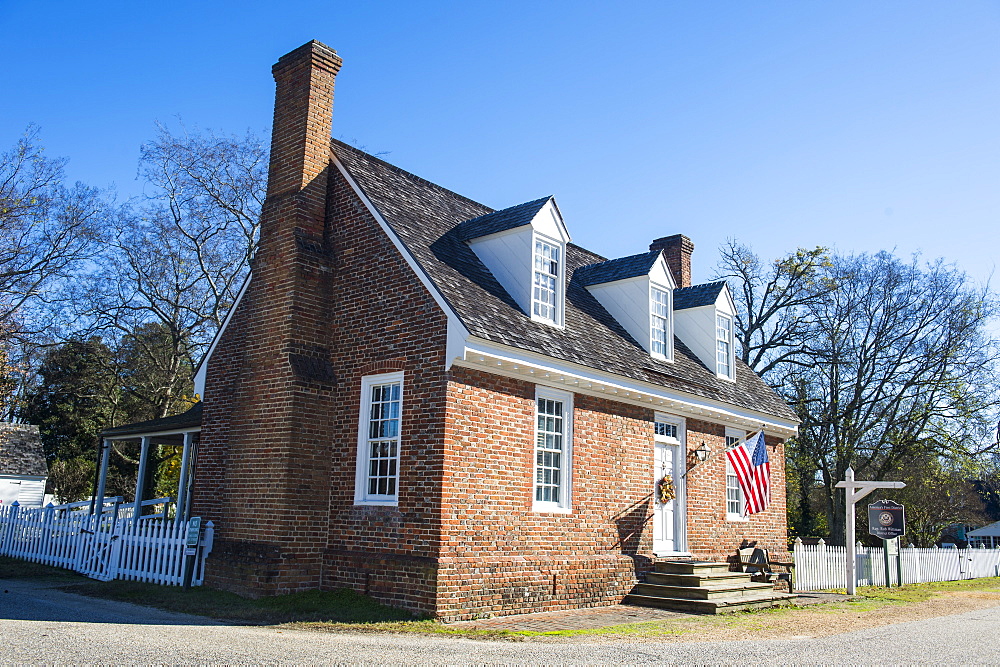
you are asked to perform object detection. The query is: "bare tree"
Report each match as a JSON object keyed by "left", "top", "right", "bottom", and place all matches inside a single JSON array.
[
  {"left": 715, "top": 241, "right": 835, "bottom": 379},
  {"left": 0, "top": 127, "right": 106, "bottom": 417},
  {"left": 72, "top": 124, "right": 266, "bottom": 417},
  {"left": 789, "top": 252, "right": 1000, "bottom": 543}
]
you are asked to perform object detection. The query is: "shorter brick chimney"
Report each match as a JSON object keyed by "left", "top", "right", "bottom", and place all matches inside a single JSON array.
[{"left": 650, "top": 234, "right": 694, "bottom": 288}]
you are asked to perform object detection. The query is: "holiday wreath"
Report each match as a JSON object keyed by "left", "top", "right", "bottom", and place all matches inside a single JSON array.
[{"left": 657, "top": 475, "right": 676, "bottom": 503}]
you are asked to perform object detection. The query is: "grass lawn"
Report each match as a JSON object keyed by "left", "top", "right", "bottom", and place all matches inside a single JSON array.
[
  {"left": 0, "top": 556, "right": 87, "bottom": 582},
  {"left": 4, "top": 555, "right": 1000, "bottom": 640}
]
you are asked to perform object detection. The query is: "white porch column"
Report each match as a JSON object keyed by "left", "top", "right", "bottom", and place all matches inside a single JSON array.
[
  {"left": 132, "top": 436, "right": 152, "bottom": 522},
  {"left": 175, "top": 431, "right": 195, "bottom": 521},
  {"left": 93, "top": 438, "right": 111, "bottom": 520}
]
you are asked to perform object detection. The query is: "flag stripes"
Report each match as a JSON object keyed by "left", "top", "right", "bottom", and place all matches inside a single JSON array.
[{"left": 726, "top": 430, "right": 771, "bottom": 515}]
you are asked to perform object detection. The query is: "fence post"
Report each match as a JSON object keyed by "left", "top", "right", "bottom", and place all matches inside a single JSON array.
[
  {"left": 195, "top": 520, "right": 215, "bottom": 586},
  {"left": 1, "top": 501, "right": 20, "bottom": 557}
]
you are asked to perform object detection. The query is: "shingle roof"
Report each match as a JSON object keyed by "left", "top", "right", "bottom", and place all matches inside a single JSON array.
[
  {"left": 0, "top": 424, "right": 46, "bottom": 477},
  {"left": 575, "top": 251, "right": 662, "bottom": 287},
  {"left": 102, "top": 402, "right": 203, "bottom": 437},
  {"left": 456, "top": 196, "right": 552, "bottom": 241},
  {"left": 674, "top": 281, "right": 727, "bottom": 310},
  {"left": 331, "top": 140, "right": 797, "bottom": 423}
]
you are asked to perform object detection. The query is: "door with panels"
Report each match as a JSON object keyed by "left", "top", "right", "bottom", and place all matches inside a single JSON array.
[{"left": 652, "top": 415, "right": 687, "bottom": 555}]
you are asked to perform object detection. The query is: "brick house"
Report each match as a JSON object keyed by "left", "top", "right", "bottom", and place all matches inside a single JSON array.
[{"left": 110, "top": 40, "right": 799, "bottom": 620}]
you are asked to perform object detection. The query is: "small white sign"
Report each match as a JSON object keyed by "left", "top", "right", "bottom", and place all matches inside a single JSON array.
[{"left": 184, "top": 547, "right": 197, "bottom": 556}]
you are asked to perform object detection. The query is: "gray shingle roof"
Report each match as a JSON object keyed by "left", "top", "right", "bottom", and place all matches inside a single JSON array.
[
  {"left": 331, "top": 140, "right": 797, "bottom": 423},
  {"left": 0, "top": 424, "right": 46, "bottom": 477},
  {"left": 575, "top": 251, "right": 662, "bottom": 287},
  {"left": 674, "top": 281, "right": 727, "bottom": 310},
  {"left": 456, "top": 196, "right": 552, "bottom": 241}
]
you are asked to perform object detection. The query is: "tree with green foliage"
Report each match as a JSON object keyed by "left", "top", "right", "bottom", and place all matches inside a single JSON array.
[
  {"left": 22, "top": 338, "right": 120, "bottom": 501},
  {"left": 882, "top": 454, "right": 989, "bottom": 547}
]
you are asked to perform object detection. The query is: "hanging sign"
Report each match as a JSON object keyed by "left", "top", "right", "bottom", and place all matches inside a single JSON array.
[{"left": 868, "top": 500, "right": 905, "bottom": 540}]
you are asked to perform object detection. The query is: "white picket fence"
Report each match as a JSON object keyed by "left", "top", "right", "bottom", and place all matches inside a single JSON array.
[
  {"left": 0, "top": 499, "right": 213, "bottom": 586},
  {"left": 793, "top": 538, "right": 1000, "bottom": 591}
]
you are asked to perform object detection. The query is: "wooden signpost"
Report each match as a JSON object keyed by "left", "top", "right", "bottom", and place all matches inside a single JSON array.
[
  {"left": 835, "top": 468, "right": 905, "bottom": 594},
  {"left": 869, "top": 499, "right": 906, "bottom": 586}
]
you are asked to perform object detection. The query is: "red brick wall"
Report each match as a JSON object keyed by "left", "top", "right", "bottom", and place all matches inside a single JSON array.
[
  {"left": 683, "top": 420, "right": 789, "bottom": 561},
  {"left": 435, "top": 366, "right": 787, "bottom": 620},
  {"left": 193, "top": 42, "right": 449, "bottom": 607}
]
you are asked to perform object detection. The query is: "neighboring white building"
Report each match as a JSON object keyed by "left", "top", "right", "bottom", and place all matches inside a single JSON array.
[
  {"left": 967, "top": 521, "right": 1000, "bottom": 548},
  {"left": 0, "top": 423, "right": 47, "bottom": 508}
]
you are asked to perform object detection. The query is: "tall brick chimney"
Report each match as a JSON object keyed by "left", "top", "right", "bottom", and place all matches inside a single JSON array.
[
  {"left": 260, "top": 40, "right": 343, "bottom": 248},
  {"left": 195, "top": 41, "right": 344, "bottom": 597},
  {"left": 650, "top": 234, "right": 694, "bottom": 288}
]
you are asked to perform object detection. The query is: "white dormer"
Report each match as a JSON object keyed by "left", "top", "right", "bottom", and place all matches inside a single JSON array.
[
  {"left": 461, "top": 197, "right": 570, "bottom": 327},
  {"left": 673, "top": 281, "right": 737, "bottom": 381},
  {"left": 577, "top": 251, "right": 677, "bottom": 361}
]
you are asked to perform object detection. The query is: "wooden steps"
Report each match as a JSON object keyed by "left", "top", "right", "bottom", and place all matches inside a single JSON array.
[{"left": 623, "top": 560, "right": 796, "bottom": 614}]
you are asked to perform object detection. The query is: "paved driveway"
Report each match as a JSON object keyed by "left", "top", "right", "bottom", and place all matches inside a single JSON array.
[{"left": 2, "top": 579, "right": 998, "bottom": 664}]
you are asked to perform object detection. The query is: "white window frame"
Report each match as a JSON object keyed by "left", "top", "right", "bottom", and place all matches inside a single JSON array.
[
  {"left": 532, "top": 385, "right": 573, "bottom": 513},
  {"left": 725, "top": 427, "right": 747, "bottom": 521},
  {"left": 530, "top": 233, "right": 564, "bottom": 327},
  {"left": 649, "top": 283, "right": 673, "bottom": 361},
  {"left": 716, "top": 312, "right": 735, "bottom": 380},
  {"left": 354, "top": 371, "right": 404, "bottom": 506}
]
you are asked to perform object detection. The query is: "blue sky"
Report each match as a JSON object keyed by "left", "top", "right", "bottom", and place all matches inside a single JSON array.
[{"left": 2, "top": 1, "right": 998, "bottom": 287}]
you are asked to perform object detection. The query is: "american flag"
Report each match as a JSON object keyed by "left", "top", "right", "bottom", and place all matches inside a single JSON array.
[{"left": 726, "top": 430, "right": 771, "bottom": 516}]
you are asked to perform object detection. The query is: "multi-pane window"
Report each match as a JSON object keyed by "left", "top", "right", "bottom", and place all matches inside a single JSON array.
[
  {"left": 716, "top": 314, "right": 733, "bottom": 378},
  {"left": 654, "top": 421, "right": 678, "bottom": 439},
  {"left": 355, "top": 373, "right": 403, "bottom": 504},
  {"left": 533, "top": 239, "right": 560, "bottom": 322},
  {"left": 534, "top": 388, "right": 572, "bottom": 510},
  {"left": 725, "top": 430, "right": 745, "bottom": 519},
  {"left": 650, "top": 287, "right": 670, "bottom": 358}
]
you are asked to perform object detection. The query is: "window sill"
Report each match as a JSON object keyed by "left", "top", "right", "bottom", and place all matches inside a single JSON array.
[
  {"left": 532, "top": 502, "right": 572, "bottom": 514},
  {"left": 726, "top": 513, "right": 749, "bottom": 522},
  {"left": 354, "top": 499, "right": 399, "bottom": 507}
]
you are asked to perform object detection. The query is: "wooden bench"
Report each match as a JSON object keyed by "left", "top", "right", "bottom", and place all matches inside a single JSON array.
[{"left": 737, "top": 547, "right": 795, "bottom": 593}]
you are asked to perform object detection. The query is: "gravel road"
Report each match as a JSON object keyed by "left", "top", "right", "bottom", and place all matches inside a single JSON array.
[{"left": 2, "top": 579, "right": 998, "bottom": 664}]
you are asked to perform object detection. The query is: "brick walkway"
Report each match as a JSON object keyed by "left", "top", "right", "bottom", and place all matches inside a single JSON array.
[{"left": 447, "top": 592, "right": 851, "bottom": 632}]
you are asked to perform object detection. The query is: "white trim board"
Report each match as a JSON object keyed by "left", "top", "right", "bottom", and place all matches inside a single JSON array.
[
  {"left": 457, "top": 337, "right": 798, "bottom": 437},
  {"left": 194, "top": 273, "right": 251, "bottom": 397}
]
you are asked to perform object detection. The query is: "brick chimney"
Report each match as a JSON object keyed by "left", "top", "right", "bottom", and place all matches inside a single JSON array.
[
  {"left": 650, "top": 234, "right": 694, "bottom": 288},
  {"left": 260, "top": 40, "right": 343, "bottom": 248},
  {"left": 195, "top": 41, "right": 343, "bottom": 597}
]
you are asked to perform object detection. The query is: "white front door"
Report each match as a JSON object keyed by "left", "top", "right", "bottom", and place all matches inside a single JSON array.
[{"left": 653, "top": 417, "right": 686, "bottom": 555}]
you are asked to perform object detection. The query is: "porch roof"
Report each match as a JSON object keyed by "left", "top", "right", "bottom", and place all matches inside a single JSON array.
[{"left": 102, "top": 402, "right": 202, "bottom": 440}]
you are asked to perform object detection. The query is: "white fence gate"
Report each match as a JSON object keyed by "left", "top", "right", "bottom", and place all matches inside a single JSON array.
[
  {"left": 794, "top": 537, "right": 1000, "bottom": 591},
  {"left": 0, "top": 499, "right": 213, "bottom": 586}
]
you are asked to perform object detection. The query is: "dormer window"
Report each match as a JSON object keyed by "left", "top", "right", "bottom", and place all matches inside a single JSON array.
[
  {"left": 716, "top": 313, "right": 733, "bottom": 378},
  {"left": 532, "top": 237, "right": 561, "bottom": 324},
  {"left": 460, "top": 196, "right": 570, "bottom": 329},
  {"left": 650, "top": 286, "right": 671, "bottom": 359}
]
